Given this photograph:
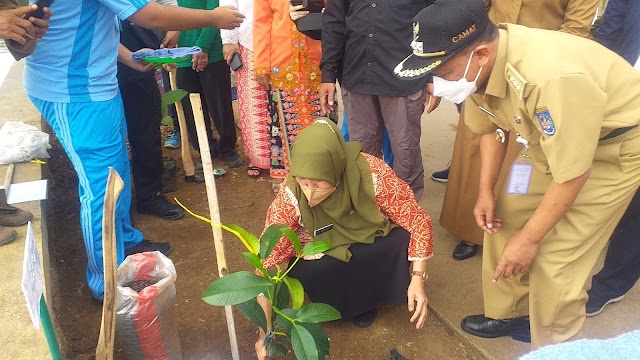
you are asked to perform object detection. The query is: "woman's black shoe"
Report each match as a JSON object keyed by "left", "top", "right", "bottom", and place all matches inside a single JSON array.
[
  {"left": 352, "top": 308, "right": 377, "bottom": 328},
  {"left": 453, "top": 241, "right": 478, "bottom": 261}
]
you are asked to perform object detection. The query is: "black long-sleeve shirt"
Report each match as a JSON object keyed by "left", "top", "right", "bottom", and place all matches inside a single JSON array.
[{"left": 321, "top": 0, "right": 435, "bottom": 97}]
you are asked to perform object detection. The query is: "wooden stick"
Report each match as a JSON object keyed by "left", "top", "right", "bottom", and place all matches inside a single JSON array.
[
  {"left": 3, "top": 163, "right": 14, "bottom": 198},
  {"left": 189, "top": 93, "right": 240, "bottom": 360},
  {"left": 169, "top": 70, "right": 196, "bottom": 179},
  {"left": 96, "top": 168, "right": 124, "bottom": 360}
]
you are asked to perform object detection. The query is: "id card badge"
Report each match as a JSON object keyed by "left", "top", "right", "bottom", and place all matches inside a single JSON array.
[{"left": 507, "top": 161, "right": 533, "bottom": 195}]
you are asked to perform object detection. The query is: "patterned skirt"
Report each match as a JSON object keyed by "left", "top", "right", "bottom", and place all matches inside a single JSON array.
[
  {"left": 236, "top": 45, "right": 270, "bottom": 169},
  {"left": 268, "top": 88, "right": 337, "bottom": 179}
]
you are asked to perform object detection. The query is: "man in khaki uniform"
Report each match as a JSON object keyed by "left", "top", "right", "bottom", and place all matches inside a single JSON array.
[
  {"left": 440, "top": 0, "right": 598, "bottom": 261},
  {"left": 395, "top": 0, "right": 640, "bottom": 347}
]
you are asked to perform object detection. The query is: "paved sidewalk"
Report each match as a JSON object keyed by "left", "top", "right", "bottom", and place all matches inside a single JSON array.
[{"left": 0, "top": 61, "right": 54, "bottom": 359}]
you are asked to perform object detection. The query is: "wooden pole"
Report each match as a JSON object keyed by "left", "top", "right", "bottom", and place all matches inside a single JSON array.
[
  {"left": 169, "top": 70, "right": 197, "bottom": 181},
  {"left": 189, "top": 93, "right": 240, "bottom": 360},
  {"left": 3, "top": 163, "right": 14, "bottom": 198},
  {"left": 96, "top": 168, "right": 124, "bottom": 360}
]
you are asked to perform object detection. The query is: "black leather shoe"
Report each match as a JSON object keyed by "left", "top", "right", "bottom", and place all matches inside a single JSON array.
[
  {"left": 125, "top": 240, "right": 171, "bottom": 257},
  {"left": 137, "top": 194, "right": 185, "bottom": 220},
  {"left": 461, "top": 315, "right": 530, "bottom": 342},
  {"left": 352, "top": 308, "right": 377, "bottom": 328},
  {"left": 453, "top": 241, "right": 478, "bottom": 261}
]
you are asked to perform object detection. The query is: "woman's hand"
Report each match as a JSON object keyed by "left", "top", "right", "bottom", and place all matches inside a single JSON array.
[
  {"left": 474, "top": 190, "right": 502, "bottom": 235},
  {"left": 289, "top": 4, "right": 310, "bottom": 21},
  {"left": 192, "top": 51, "right": 209, "bottom": 72},
  {"left": 407, "top": 276, "right": 428, "bottom": 329},
  {"left": 223, "top": 43, "right": 240, "bottom": 64},
  {"left": 257, "top": 74, "right": 270, "bottom": 90}
]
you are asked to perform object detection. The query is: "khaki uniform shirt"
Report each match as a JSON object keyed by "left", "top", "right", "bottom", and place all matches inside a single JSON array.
[
  {"left": 487, "top": 0, "right": 598, "bottom": 36},
  {"left": 466, "top": 24, "right": 640, "bottom": 184}
]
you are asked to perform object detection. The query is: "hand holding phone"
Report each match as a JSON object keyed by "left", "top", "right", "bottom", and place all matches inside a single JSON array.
[
  {"left": 24, "top": 0, "right": 54, "bottom": 20},
  {"left": 229, "top": 52, "right": 243, "bottom": 71}
]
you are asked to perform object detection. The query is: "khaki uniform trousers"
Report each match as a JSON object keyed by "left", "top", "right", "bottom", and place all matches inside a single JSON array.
[
  {"left": 440, "top": 113, "right": 521, "bottom": 245},
  {"left": 483, "top": 130, "right": 640, "bottom": 348}
]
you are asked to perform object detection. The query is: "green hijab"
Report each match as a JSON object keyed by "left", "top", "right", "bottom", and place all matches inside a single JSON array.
[{"left": 287, "top": 119, "right": 393, "bottom": 262}]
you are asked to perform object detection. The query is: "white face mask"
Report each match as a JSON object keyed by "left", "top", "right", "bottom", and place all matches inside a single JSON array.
[{"left": 433, "top": 51, "right": 483, "bottom": 104}]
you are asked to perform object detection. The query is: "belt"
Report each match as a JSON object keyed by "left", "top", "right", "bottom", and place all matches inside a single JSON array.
[{"left": 599, "top": 125, "right": 638, "bottom": 142}]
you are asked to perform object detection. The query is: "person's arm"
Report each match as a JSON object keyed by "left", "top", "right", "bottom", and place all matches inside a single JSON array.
[
  {"left": 319, "top": 0, "right": 345, "bottom": 84},
  {"left": 220, "top": 0, "right": 239, "bottom": 44},
  {"left": 473, "top": 131, "right": 508, "bottom": 234},
  {"left": 366, "top": 154, "right": 431, "bottom": 330},
  {"left": 595, "top": 0, "right": 626, "bottom": 49},
  {"left": 126, "top": 0, "right": 244, "bottom": 31},
  {"left": 1, "top": 4, "right": 50, "bottom": 60},
  {"left": 259, "top": 186, "right": 301, "bottom": 272},
  {"left": 558, "top": 0, "right": 599, "bottom": 37},
  {"left": 117, "top": 43, "right": 156, "bottom": 72},
  {"left": 253, "top": 0, "right": 273, "bottom": 88}
]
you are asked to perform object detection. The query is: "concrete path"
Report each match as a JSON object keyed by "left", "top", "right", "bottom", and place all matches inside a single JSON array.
[{"left": 0, "top": 61, "right": 53, "bottom": 359}]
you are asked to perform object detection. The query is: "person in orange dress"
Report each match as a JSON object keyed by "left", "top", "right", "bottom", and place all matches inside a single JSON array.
[{"left": 253, "top": 0, "right": 337, "bottom": 192}]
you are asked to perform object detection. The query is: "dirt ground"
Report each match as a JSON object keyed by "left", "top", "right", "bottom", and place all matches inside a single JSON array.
[{"left": 46, "top": 123, "right": 481, "bottom": 360}]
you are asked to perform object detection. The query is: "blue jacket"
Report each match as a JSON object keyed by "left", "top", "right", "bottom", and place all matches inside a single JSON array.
[{"left": 596, "top": 0, "right": 640, "bottom": 65}]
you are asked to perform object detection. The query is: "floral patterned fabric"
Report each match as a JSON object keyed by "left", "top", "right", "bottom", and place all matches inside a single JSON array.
[{"left": 261, "top": 153, "right": 433, "bottom": 270}]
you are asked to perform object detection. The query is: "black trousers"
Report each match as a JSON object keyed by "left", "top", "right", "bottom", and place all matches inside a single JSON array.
[
  {"left": 177, "top": 60, "right": 237, "bottom": 157},
  {"left": 590, "top": 188, "right": 640, "bottom": 298},
  {"left": 119, "top": 74, "right": 163, "bottom": 201},
  {"left": 288, "top": 227, "right": 411, "bottom": 320}
]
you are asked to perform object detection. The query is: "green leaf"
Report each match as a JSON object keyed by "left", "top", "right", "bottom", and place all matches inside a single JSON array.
[
  {"left": 161, "top": 115, "right": 174, "bottom": 126},
  {"left": 260, "top": 224, "right": 286, "bottom": 258},
  {"left": 225, "top": 223, "right": 260, "bottom": 254},
  {"left": 281, "top": 227, "right": 303, "bottom": 253},
  {"left": 283, "top": 276, "right": 304, "bottom": 310},
  {"left": 300, "top": 322, "right": 330, "bottom": 359},
  {"left": 202, "top": 271, "right": 272, "bottom": 306},
  {"left": 295, "top": 303, "right": 341, "bottom": 324},
  {"left": 161, "top": 104, "right": 167, "bottom": 119},
  {"left": 161, "top": 89, "right": 188, "bottom": 107},
  {"left": 267, "top": 342, "right": 287, "bottom": 358},
  {"left": 274, "top": 282, "right": 291, "bottom": 310},
  {"left": 301, "top": 241, "right": 332, "bottom": 257},
  {"left": 291, "top": 323, "right": 319, "bottom": 360},
  {"left": 236, "top": 298, "right": 268, "bottom": 332},
  {"left": 241, "top": 252, "right": 268, "bottom": 277}
]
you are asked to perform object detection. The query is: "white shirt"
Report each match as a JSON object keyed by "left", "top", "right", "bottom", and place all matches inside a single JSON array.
[{"left": 220, "top": 0, "right": 254, "bottom": 50}]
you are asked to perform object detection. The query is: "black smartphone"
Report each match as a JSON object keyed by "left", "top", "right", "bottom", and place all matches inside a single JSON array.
[
  {"left": 290, "top": 0, "right": 324, "bottom": 13},
  {"left": 229, "top": 52, "right": 243, "bottom": 71},
  {"left": 24, "top": 0, "right": 54, "bottom": 20}
]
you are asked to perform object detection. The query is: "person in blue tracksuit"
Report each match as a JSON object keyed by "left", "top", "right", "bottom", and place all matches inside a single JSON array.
[{"left": 25, "top": 0, "right": 243, "bottom": 300}]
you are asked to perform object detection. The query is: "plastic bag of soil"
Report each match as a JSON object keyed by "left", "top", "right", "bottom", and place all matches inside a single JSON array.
[{"left": 116, "top": 251, "right": 182, "bottom": 360}]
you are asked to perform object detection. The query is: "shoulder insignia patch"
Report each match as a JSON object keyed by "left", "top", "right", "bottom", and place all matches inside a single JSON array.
[
  {"left": 535, "top": 107, "right": 555, "bottom": 136},
  {"left": 505, "top": 63, "right": 532, "bottom": 100}
]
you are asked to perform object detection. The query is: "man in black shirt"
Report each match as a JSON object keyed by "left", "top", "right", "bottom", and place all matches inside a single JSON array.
[{"left": 319, "top": 0, "right": 437, "bottom": 200}]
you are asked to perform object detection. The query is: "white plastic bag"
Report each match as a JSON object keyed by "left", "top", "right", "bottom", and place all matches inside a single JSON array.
[
  {"left": 116, "top": 251, "right": 182, "bottom": 360},
  {"left": 0, "top": 121, "right": 51, "bottom": 164}
]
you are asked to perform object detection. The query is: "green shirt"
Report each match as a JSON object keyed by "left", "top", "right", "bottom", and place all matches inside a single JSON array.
[{"left": 176, "top": 0, "right": 223, "bottom": 67}]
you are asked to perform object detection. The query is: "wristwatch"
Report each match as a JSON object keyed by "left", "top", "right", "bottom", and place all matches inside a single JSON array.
[{"left": 412, "top": 271, "right": 427, "bottom": 281}]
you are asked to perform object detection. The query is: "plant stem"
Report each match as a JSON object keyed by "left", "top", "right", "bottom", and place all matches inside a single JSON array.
[
  {"left": 279, "top": 256, "right": 301, "bottom": 280},
  {"left": 272, "top": 331, "right": 287, "bottom": 337},
  {"left": 272, "top": 306, "right": 295, "bottom": 323}
]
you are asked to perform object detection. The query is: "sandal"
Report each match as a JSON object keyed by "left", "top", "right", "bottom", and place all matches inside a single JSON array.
[{"left": 247, "top": 165, "right": 262, "bottom": 178}]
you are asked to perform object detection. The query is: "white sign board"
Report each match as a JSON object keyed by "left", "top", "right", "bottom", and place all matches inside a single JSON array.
[{"left": 21, "top": 222, "right": 43, "bottom": 330}]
